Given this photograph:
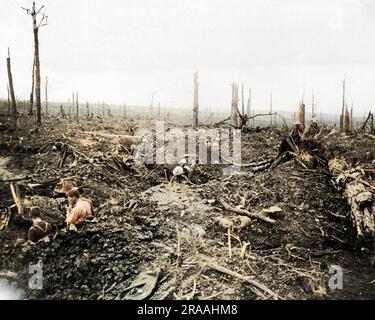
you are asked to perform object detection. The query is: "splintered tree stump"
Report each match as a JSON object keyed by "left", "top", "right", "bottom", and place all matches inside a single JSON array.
[{"left": 328, "top": 158, "right": 375, "bottom": 237}]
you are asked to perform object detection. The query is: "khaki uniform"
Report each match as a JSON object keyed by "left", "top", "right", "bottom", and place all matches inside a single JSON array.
[{"left": 66, "top": 198, "right": 93, "bottom": 226}]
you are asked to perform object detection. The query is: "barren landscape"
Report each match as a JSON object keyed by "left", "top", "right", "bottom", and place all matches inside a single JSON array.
[
  {"left": 1, "top": 0, "right": 375, "bottom": 301},
  {"left": 1, "top": 114, "right": 374, "bottom": 300}
]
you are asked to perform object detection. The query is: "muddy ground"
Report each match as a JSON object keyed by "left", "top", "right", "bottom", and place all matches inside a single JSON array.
[{"left": 0, "top": 116, "right": 374, "bottom": 300}]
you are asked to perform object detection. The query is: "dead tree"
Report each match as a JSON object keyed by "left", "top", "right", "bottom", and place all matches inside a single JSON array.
[
  {"left": 6, "top": 48, "right": 17, "bottom": 123},
  {"left": 270, "top": 94, "right": 273, "bottom": 125},
  {"left": 231, "top": 83, "right": 239, "bottom": 127},
  {"left": 241, "top": 83, "right": 245, "bottom": 116},
  {"left": 7, "top": 84, "right": 11, "bottom": 114},
  {"left": 44, "top": 76, "right": 48, "bottom": 116},
  {"left": 22, "top": 2, "right": 48, "bottom": 125},
  {"left": 297, "top": 100, "right": 305, "bottom": 127},
  {"left": 350, "top": 104, "right": 354, "bottom": 131},
  {"left": 76, "top": 92, "right": 79, "bottom": 118},
  {"left": 232, "top": 92, "right": 277, "bottom": 129},
  {"left": 29, "top": 57, "right": 35, "bottom": 115},
  {"left": 193, "top": 72, "right": 199, "bottom": 128},
  {"left": 60, "top": 105, "right": 65, "bottom": 118},
  {"left": 312, "top": 91, "right": 317, "bottom": 120},
  {"left": 67, "top": 99, "right": 71, "bottom": 118},
  {"left": 344, "top": 104, "right": 350, "bottom": 132},
  {"left": 86, "top": 102, "right": 90, "bottom": 119},
  {"left": 340, "top": 79, "right": 346, "bottom": 131},
  {"left": 247, "top": 88, "right": 251, "bottom": 117},
  {"left": 101, "top": 102, "right": 105, "bottom": 118},
  {"left": 71, "top": 93, "right": 74, "bottom": 117}
]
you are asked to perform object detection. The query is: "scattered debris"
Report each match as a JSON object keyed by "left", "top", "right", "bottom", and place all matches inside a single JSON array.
[
  {"left": 1, "top": 117, "right": 375, "bottom": 300},
  {"left": 123, "top": 269, "right": 161, "bottom": 300}
]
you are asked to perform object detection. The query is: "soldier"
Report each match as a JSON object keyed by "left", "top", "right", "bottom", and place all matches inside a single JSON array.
[
  {"left": 66, "top": 188, "right": 93, "bottom": 231},
  {"left": 27, "top": 207, "right": 53, "bottom": 243}
]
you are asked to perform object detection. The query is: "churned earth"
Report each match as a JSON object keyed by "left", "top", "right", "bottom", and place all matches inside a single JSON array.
[{"left": 0, "top": 116, "right": 374, "bottom": 300}]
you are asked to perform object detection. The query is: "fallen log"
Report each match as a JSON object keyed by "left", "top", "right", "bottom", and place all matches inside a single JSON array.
[{"left": 328, "top": 158, "right": 375, "bottom": 237}]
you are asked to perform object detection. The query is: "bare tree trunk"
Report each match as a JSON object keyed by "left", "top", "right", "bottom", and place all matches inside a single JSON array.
[
  {"left": 312, "top": 91, "right": 316, "bottom": 120},
  {"left": 7, "top": 84, "right": 11, "bottom": 114},
  {"left": 60, "top": 104, "right": 65, "bottom": 118},
  {"left": 344, "top": 105, "right": 350, "bottom": 132},
  {"left": 86, "top": 102, "right": 91, "bottom": 119},
  {"left": 32, "top": 3, "right": 42, "bottom": 125},
  {"left": 350, "top": 104, "right": 354, "bottom": 131},
  {"left": 76, "top": 92, "right": 79, "bottom": 118},
  {"left": 241, "top": 83, "right": 245, "bottom": 116},
  {"left": 29, "top": 57, "right": 35, "bottom": 115},
  {"left": 231, "top": 83, "right": 239, "bottom": 127},
  {"left": 340, "top": 79, "right": 345, "bottom": 131},
  {"left": 158, "top": 102, "right": 161, "bottom": 120},
  {"left": 150, "top": 92, "right": 154, "bottom": 113},
  {"left": 270, "top": 94, "right": 273, "bottom": 125},
  {"left": 44, "top": 76, "right": 48, "bottom": 116},
  {"left": 298, "top": 101, "right": 305, "bottom": 127},
  {"left": 193, "top": 72, "right": 199, "bottom": 128},
  {"left": 71, "top": 93, "right": 74, "bottom": 118},
  {"left": 68, "top": 99, "right": 71, "bottom": 118},
  {"left": 124, "top": 104, "right": 127, "bottom": 118},
  {"left": 247, "top": 88, "right": 251, "bottom": 117},
  {"left": 22, "top": 2, "right": 47, "bottom": 124},
  {"left": 7, "top": 48, "right": 17, "bottom": 124}
]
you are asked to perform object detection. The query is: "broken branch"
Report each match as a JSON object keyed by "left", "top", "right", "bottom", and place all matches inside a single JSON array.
[
  {"left": 219, "top": 199, "right": 276, "bottom": 224},
  {"left": 200, "top": 255, "right": 279, "bottom": 299}
]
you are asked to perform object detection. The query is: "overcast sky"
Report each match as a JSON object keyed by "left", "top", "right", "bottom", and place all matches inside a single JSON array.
[{"left": 0, "top": 0, "right": 374, "bottom": 114}]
